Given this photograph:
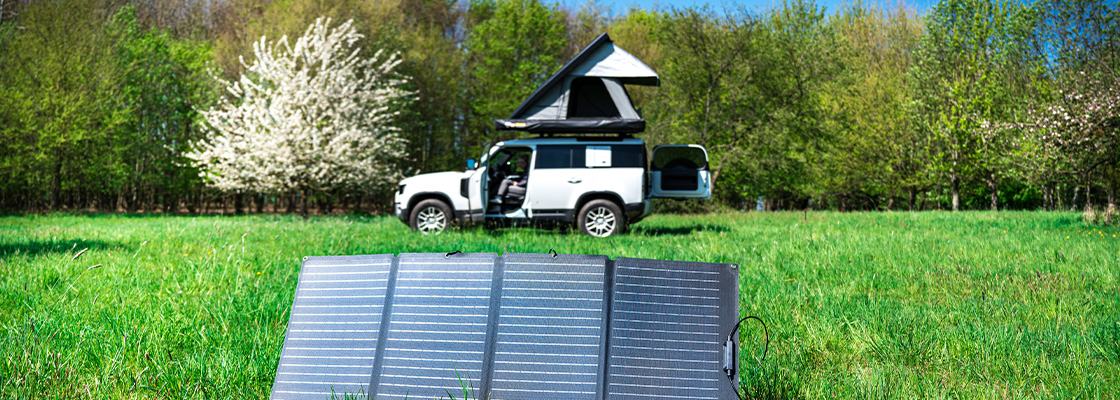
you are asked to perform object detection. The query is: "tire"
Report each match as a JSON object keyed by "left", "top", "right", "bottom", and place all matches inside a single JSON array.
[
  {"left": 410, "top": 199, "right": 453, "bottom": 235},
  {"left": 578, "top": 200, "right": 626, "bottom": 237}
]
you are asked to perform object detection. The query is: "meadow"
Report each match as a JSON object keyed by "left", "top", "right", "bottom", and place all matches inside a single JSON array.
[{"left": 0, "top": 212, "right": 1117, "bottom": 399}]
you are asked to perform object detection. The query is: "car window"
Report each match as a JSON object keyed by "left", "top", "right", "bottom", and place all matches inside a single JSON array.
[
  {"left": 535, "top": 145, "right": 587, "bottom": 169},
  {"left": 651, "top": 146, "right": 707, "bottom": 170},
  {"left": 611, "top": 145, "right": 645, "bottom": 168}
]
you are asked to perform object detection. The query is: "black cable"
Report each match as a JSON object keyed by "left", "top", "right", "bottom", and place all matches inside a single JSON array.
[
  {"left": 445, "top": 250, "right": 462, "bottom": 258},
  {"left": 547, "top": 249, "right": 558, "bottom": 258},
  {"left": 725, "top": 315, "right": 770, "bottom": 400}
]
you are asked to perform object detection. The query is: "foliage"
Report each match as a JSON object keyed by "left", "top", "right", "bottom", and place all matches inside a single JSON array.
[
  {"left": 909, "top": 0, "right": 1044, "bottom": 211},
  {"left": 2, "top": 0, "right": 1119, "bottom": 214},
  {"left": 1, "top": 212, "right": 1117, "bottom": 397},
  {"left": 465, "top": 0, "right": 569, "bottom": 141},
  {"left": 0, "top": 0, "right": 213, "bottom": 212},
  {"left": 187, "top": 18, "right": 410, "bottom": 214}
]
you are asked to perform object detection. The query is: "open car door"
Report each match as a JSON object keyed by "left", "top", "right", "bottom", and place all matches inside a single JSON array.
[{"left": 649, "top": 145, "right": 711, "bottom": 199}]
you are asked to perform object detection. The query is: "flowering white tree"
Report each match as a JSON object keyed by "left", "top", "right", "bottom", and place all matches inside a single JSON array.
[
  {"left": 187, "top": 17, "right": 409, "bottom": 215},
  {"left": 992, "top": 72, "right": 1120, "bottom": 210}
]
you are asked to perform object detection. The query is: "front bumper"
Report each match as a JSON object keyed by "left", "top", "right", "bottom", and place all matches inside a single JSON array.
[{"left": 393, "top": 192, "right": 408, "bottom": 224}]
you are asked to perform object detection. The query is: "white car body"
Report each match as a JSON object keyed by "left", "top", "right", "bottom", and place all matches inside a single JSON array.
[{"left": 394, "top": 136, "right": 710, "bottom": 236}]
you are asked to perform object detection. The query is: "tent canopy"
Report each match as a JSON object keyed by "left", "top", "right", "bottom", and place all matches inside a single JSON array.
[{"left": 496, "top": 33, "right": 659, "bottom": 134}]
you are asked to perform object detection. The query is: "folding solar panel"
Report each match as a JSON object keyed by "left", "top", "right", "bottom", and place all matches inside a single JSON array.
[
  {"left": 373, "top": 253, "right": 497, "bottom": 399},
  {"left": 270, "top": 253, "right": 739, "bottom": 400}
]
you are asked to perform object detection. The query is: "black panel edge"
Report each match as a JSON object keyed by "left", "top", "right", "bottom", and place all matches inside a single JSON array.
[
  {"left": 598, "top": 256, "right": 616, "bottom": 400},
  {"left": 367, "top": 255, "right": 400, "bottom": 399},
  {"left": 478, "top": 256, "right": 504, "bottom": 400},
  {"left": 495, "top": 118, "right": 645, "bottom": 134},
  {"left": 719, "top": 263, "right": 741, "bottom": 400}
]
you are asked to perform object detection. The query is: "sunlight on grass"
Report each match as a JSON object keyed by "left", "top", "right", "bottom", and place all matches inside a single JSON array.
[{"left": 0, "top": 212, "right": 1117, "bottom": 398}]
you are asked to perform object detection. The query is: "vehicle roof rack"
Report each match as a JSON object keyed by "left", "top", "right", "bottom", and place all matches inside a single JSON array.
[{"left": 533, "top": 132, "right": 635, "bottom": 139}]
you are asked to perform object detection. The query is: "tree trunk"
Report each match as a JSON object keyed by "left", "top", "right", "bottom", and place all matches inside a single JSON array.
[
  {"left": 1085, "top": 181, "right": 1092, "bottom": 211},
  {"left": 300, "top": 190, "right": 309, "bottom": 219},
  {"left": 951, "top": 173, "right": 960, "bottom": 211},
  {"left": 1109, "top": 182, "right": 1116, "bottom": 209},
  {"left": 988, "top": 172, "right": 998, "bottom": 211},
  {"left": 50, "top": 155, "right": 61, "bottom": 211},
  {"left": 1056, "top": 183, "right": 1064, "bottom": 210},
  {"left": 1042, "top": 184, "right": 1050, "bottom": 211},
  {"left": 1071, "top": 186, "right": 1079, "bottom": 211},
  {"left": 908, "top": 188, "right": 916, "bottom": 211},
  {"left": 234, "top": 192, "right": 244, "bottom": 215},
  {"left": 256, "top": 193, "right": 264, "bottom": 214}
]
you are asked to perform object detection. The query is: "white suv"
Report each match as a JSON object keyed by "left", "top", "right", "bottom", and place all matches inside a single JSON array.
[{"left": 394, "top": 136, "right": 711, "bottom": 237}]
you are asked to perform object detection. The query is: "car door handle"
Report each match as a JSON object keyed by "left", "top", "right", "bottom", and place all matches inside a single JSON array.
[{"left": 568, "top": 179, "right": 582, "bottom": 184}]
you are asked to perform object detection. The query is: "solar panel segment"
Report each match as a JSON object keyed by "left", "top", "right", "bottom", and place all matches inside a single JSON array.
[
  {"left": 270, "top": 254, "right": 738, "bottom": 400},
  {"left": 489, "top": 254, "right": 609, "bottom": 400},
  {"left": 606, "top": 258, "right": 738, "bottom": 400},
  {"left": 270, "top": 255, "right": 393, "bottom": 400},
  {"left": 373, "top": 253, "right": 497, "bottom": 399}
]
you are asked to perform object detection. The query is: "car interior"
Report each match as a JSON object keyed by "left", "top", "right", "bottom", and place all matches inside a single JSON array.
[{"left": 486, "top": 147, "right": 533, "bottom": 211}]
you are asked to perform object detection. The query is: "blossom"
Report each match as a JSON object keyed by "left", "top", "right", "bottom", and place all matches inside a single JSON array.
[{"left": 187, "top": 18, "right": 410, "bottom": 195}]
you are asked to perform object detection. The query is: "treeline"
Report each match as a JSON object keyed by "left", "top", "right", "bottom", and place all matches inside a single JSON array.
[{"left": 1, "top": 0, "right": 1117, "bottom": 214}]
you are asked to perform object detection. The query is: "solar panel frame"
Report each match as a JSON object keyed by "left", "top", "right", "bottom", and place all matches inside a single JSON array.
[
  {"left": 372, "top": 252, "right": 498, "bottom": 400},
  {"left": 270, "top": 254, "right": 739, "bottom": 400}
]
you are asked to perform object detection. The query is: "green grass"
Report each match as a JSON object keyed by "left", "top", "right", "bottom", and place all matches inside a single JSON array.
[{"left": 1, "top": 211, "right": 1118, "bottom": 399}]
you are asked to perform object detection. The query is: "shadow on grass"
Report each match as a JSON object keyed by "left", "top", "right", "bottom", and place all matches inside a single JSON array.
[
  {"left": 630, "top": 224, "right": 730, "bottom": 236},
  {"left": 0, "top": 239, "right": 118, "bottom": 260}
]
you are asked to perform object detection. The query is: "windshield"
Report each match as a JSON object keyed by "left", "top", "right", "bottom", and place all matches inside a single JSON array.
[{"left": 479, "top": 145, "right": 501, "bottom": 166}]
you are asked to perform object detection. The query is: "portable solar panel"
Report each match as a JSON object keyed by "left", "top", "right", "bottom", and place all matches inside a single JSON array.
[{"left": 270, "top": 253, "right": 739, "bottom": 400}]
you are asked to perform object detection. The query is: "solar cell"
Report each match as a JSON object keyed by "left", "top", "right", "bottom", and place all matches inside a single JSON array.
[{"left": 270, "top": 254, "right": 739, "bottom": 400}]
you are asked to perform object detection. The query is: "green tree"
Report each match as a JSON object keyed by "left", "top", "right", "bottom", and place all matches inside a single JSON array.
[
  {"left": 910, "top": 0, "right": 1042, "bottom": 210},
  {"left": 110, "top": 5, "right": 216, "bottom": 212},
  {"left": 465, "top": 0, "right": 569, "bottom": 144},
  {"left": 0, "top": 0, "right": 122, "bottom": 210},
  {"left": 823, "top": 2, "right": 926, "bottom": 210}
]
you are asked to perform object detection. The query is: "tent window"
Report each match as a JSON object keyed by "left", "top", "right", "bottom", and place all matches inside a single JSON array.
[{"left": 567, "top": 78, "right": 621, "bottom": 119}]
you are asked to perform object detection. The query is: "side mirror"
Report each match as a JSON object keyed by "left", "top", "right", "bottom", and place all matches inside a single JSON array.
[{"left": 467, "top": 159, "right": 476, "bottom": 169}]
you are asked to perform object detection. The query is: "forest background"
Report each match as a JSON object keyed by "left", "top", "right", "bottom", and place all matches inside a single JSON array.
[{"left": 1, "top": 0, "right": 1117, "bottom": 215}]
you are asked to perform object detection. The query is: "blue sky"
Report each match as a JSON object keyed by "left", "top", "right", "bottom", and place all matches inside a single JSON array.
[{"left": 559, "top": 0, "right": 937, "bottom": 17}]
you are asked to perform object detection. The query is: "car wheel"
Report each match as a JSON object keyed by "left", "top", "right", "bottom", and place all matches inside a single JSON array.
[
  {"left": 410, "top": 199, "right": 453, "bottom": 235},
  {"left": 578, "top": 200, "right": 626, "bottom": 238}
]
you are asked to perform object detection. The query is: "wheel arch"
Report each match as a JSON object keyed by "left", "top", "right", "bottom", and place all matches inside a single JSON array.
[
  {"left": 574, "top": 191, "right": 625, "bottom": 215},
  {"left": 408, "top": 192, "right": 456, "bottom": 220}
]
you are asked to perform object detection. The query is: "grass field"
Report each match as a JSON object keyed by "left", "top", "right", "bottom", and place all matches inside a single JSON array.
[{"left": 1, "top": 211, "right": 1118, "bottom": 399}]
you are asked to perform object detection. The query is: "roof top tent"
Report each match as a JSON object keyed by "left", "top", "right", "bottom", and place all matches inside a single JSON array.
[{"left": 495, "top": 33, "right": 659, "bottom": 134}]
